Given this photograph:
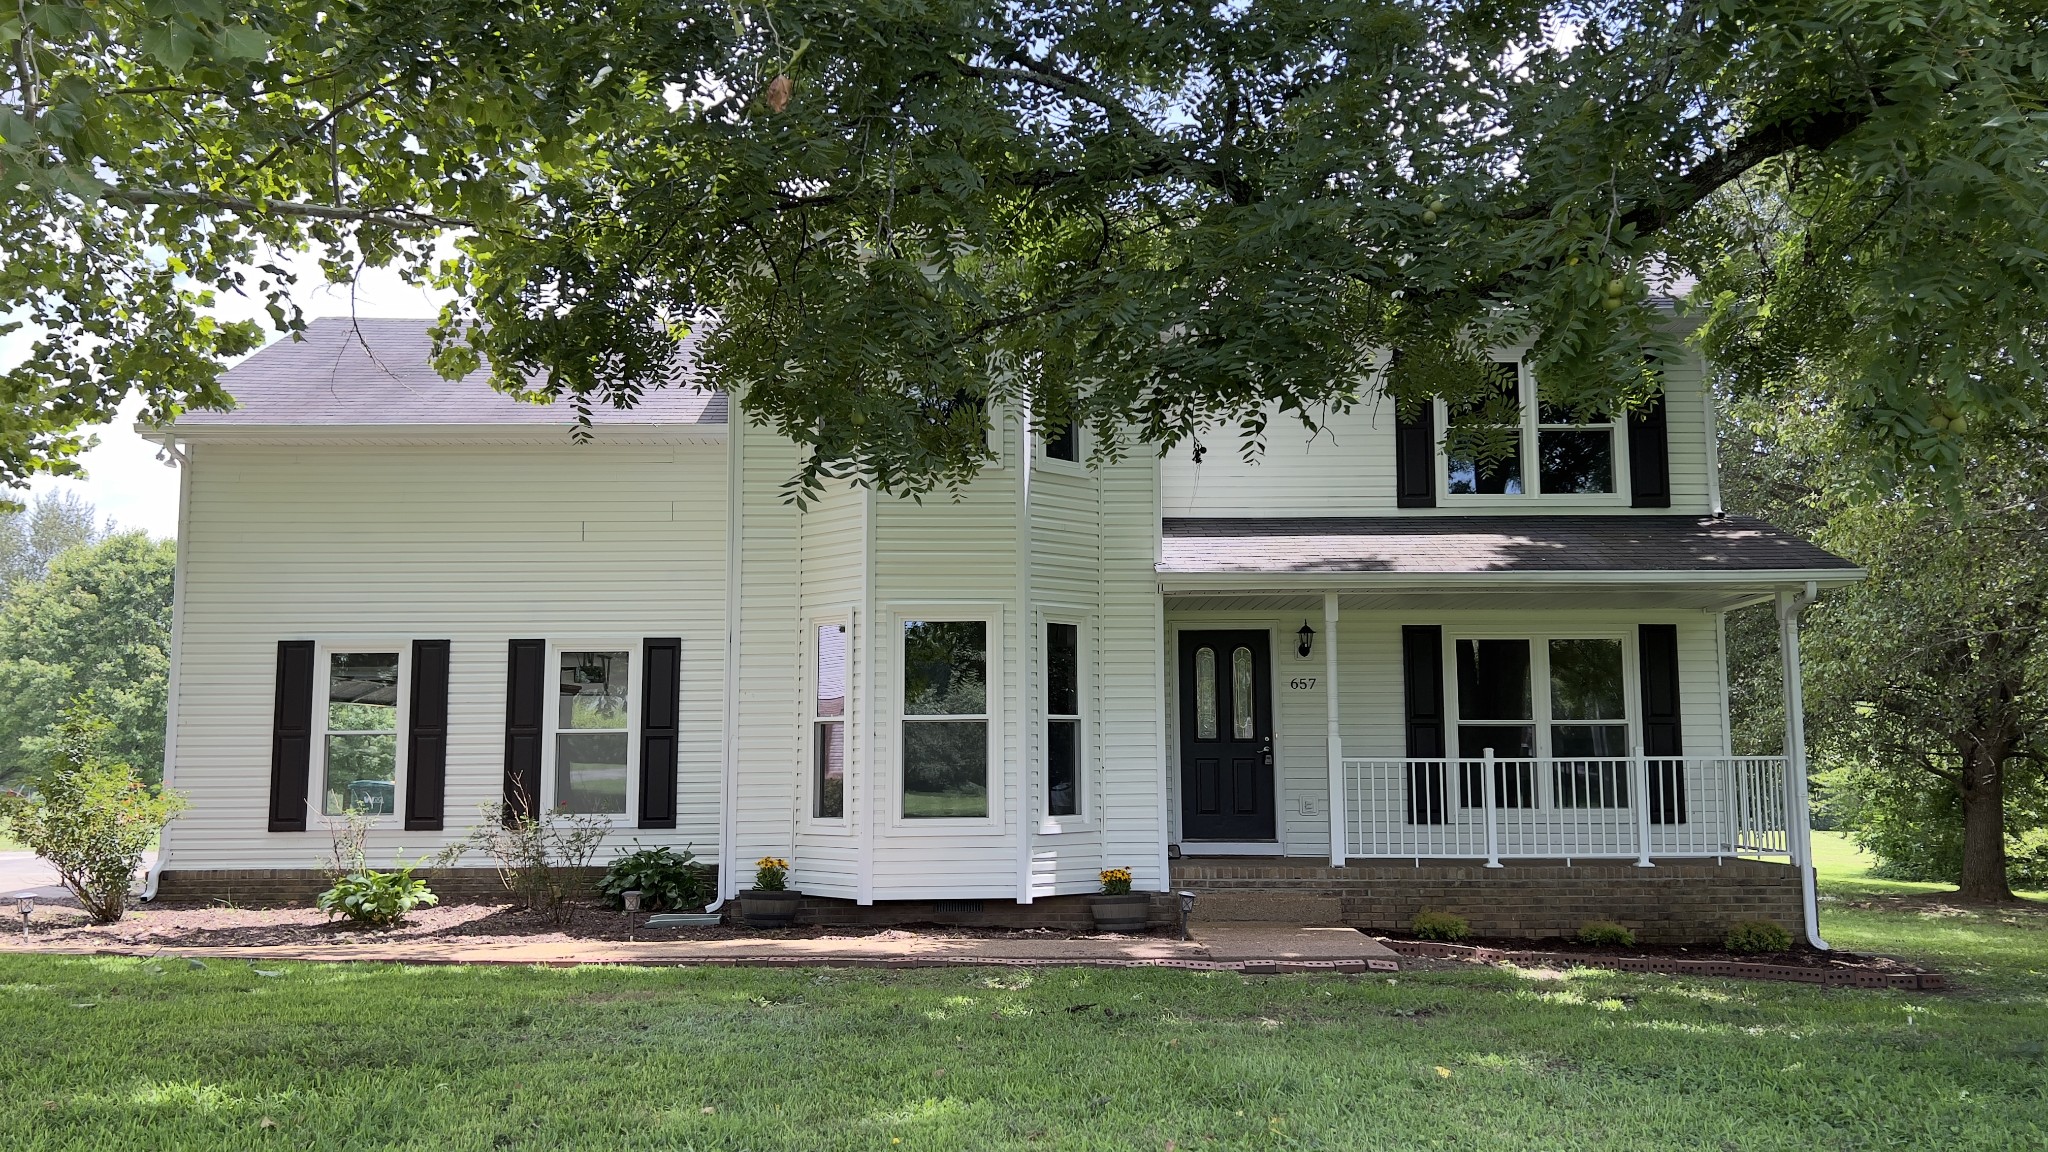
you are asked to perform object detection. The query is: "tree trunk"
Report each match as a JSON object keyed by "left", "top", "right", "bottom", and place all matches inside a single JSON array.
[{"left": 1955, "top": 740, "right": 2015, "bottom": 904}]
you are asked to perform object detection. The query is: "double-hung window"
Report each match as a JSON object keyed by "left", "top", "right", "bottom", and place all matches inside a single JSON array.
[
  {"left": 901, "top": 620, "right": 989, "bottom": 819},
  {"left": 554, "top": 649, "right": 631, "bottom": 815},
  {"left": 1042, "top": 422, "right": 1080, "bottom": 464},
  {"left": 814, "top": 623, "right": 847, "bottom": 819},
  {"left": 321, "top": 651, "right": 401, "bottom": 816},
  {"left": 1045, "top": 622, "right": 1081, "bottom": 818},
  {"left": 1444, "top": 360, "right": 1620, "bottom": 498},
  {"left": 1451, "top": 635, "right": 1634, "bottom": 810}
]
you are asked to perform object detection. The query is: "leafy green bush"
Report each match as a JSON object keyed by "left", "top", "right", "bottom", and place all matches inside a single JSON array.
[
  {"left": 1576, "top": 920, "right": 1636, "bottom": 947},
  {"left": 1410, "top": 911, "right": 1472, "bottom": 943},
  {"left": 598, "top": 844, "right": 710, "bottom": 912},
  {"left": 1724, "top": 920, "right": 1794, "bottom": 954},
  {"left": 316, "top": 867, "right": 440, "bottom": 927},
  {"left": 0, "top": 705, "right": 184, "bottom": 923}
]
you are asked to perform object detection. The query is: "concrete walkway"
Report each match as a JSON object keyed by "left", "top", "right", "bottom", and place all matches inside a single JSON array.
[{"left": 5, "top": 923, "right": 1401, "bottom": 973}]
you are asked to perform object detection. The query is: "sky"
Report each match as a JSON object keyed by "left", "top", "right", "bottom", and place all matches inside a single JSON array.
[{"left": 4, "top": 259, "right": 450, "bottom": 540}]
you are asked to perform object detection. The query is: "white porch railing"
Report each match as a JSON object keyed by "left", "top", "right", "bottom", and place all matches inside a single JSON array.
[{"left": 1341, "top": 755, "right": 1790, "bottom": 864}]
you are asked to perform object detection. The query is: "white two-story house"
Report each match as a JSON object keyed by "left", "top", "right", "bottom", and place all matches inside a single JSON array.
[{"left": 145, "top": 316, "right": 1860, "bottom": 945}]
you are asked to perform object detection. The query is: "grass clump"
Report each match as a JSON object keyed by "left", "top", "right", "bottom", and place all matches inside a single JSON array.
[
  {"left": 1724, "top": 920, "right": 1794, "bottom": 954},
  {"left": 1411, "top": 910, "right": 1471, "bottom": 942},
  {"left": 1575, "top": 920, "right": 1636, "bottom": 947}
]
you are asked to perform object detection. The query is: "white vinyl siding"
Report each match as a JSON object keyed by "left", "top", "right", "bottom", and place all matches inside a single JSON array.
[{"left": 163, "top": 439, "right": 727, "bottom": 870}]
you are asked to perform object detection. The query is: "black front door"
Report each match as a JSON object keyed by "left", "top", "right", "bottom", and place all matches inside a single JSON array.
[{"left": 1178, "top": 631, "right": 1276, "bottom": 841}]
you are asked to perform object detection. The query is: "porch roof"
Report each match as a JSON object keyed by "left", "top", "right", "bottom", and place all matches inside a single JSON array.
[{"left": 1159, "top": 514, "right": 1860, "bottom": 588}]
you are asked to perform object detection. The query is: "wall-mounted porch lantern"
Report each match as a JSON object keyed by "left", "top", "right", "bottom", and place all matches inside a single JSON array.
[{"left": 1296, "top": 621, "right": 1317, "bottom": 659}]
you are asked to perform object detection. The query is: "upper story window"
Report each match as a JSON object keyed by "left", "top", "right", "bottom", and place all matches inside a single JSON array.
[
  {"left": 1443, "top": 361, "right": 1619, "bottom": 498},
  {"left": 1042, "top": 422, "right": 1079, "bottom": 463}
]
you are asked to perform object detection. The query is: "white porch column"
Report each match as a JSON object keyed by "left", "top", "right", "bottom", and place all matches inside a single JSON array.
[
  {"left": 1325, "top": 593, "right": 1345, "bottom": 867},
  {"left": 1776, "top": 584, "right": 1829, "bottom": 951}
]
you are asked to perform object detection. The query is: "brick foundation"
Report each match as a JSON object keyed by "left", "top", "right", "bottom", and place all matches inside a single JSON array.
[
  {"left": 1170, "top": 856, "right": 1803, "bottom": 945},
  {"left": 153, "top": 858, "right": 1797, "bottom": 944}
]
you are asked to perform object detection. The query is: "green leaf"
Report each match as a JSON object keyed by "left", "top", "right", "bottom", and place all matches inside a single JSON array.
[
  {"left": 139, "top": 24, "right": 199, "bottom": 74},
  {"left": 215, "top": 25, "right": 272, "bottom": 62}
]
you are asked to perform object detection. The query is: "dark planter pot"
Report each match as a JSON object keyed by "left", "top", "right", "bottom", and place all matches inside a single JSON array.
[
  {"left": 1090, "top": 893, "right": 1151, "bottom": 934},
  {"left": 738, "top": 889, "right": 802, "bottom": 929}
]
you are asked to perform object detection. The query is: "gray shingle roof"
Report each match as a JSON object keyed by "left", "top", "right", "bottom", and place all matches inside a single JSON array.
[
  {"left": 173, "top": 317, "right": 725, "bottom": 428},
  {"left": 1160, "top": 515, "right": 1858, "bottom": 577}
]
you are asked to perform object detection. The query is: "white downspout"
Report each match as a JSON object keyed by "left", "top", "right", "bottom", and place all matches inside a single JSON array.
[
  {"left": 709, "top": 419, "right": 744, "bottom": 911},
  {"left": 142, "top": 436, "right": 193, "bottom": 902},
  {"left": 1776, "top": 583, "right": 1827, "bottom": 950}
]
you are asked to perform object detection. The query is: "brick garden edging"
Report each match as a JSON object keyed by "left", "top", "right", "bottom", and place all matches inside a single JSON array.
[{"left": 1378, "top": 938, "right": 1947, "bottom": 990}]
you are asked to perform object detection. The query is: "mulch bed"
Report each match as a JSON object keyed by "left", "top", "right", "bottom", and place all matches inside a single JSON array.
[
  {"left": 1375, "top": 934, "right": 1946, "bottom": 990},
  {"left": 13, "top": 895, "right": 1170, "bottom": 951}
]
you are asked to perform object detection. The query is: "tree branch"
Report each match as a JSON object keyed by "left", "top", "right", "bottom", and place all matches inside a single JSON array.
[{"left": 99, "top": 187, "right": 469, "bottom": 231}]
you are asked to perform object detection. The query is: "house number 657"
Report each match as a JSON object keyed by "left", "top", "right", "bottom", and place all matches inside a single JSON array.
[{"left": 1288, "top": 677, "right": 1318, "bottom": 690}]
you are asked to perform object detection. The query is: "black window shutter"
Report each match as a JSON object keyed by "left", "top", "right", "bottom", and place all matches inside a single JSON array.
[
  {"left": 1639, "top": 623, "right": 1686, "bottom": 824},
  {"left": 1395, "top": 399, "right": 1437, "bottom": 508},
  {"left": 267, "top": 640, "right": 316, "bottom": 832},
  {"left": 1628, "top": 391, "right": 1672, "bottom": 508},
  {"left": 1401, "top": 625, "right": 1448, "bottom": 824},
  {"left": 638, "top": 637, "right": 681, "bottom": 829},
  {"left": 504, "top": 639, "right": 545, "bottom": 823},
  {"left": 404, "top": 639, "right": 452, "bottom": 832}
]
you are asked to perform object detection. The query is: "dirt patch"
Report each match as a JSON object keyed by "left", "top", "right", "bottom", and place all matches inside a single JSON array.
[
  {"left": 15, "top": 895, "right": 1178, "bottom": 952},
  {"left": 1375, "top": 934, "right": 1944, "bottom": 989},
  {"left": 1378, "top": 933, "right": 1933, "bottom": 973}
]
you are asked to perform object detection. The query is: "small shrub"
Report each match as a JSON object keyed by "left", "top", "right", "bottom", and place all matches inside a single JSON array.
[
  {"left": 0, "top": 705, "right": 185, "bottom": 924},
  {"left": 1411, "top": 911, "right": 1471, "bottom": 943},
  {"left": 316, "top": 867, "right": 440, "bottom": 927},
  {"left": 753, "top": 856, "right": 790, "bottom": 891},
  {"left": 1724, "top": 920, "right": 1794, "bottom": 954},
  {"left": 437, "top": 785, "right": 610, "bottom": 926},
  {"left": 1576, "top": 920, "right": 1636, "bottom": 947},
  {"left": 599, "top": 844, "right": 710, "bottom": 912},
  {"left": 1099, "top": 867, "right": 1134, "bottom": 896}
]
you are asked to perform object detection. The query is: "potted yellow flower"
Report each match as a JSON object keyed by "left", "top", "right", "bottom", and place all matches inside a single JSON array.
[
  {"left": 738, "top": 856, "right": 801, "bottom": 928},
  {"left": 1090, "top": 867, "right": 1149, "bottom": 933}
]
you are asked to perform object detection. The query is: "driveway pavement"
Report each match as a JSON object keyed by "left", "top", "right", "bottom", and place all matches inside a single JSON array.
[{"left": 0, "top": 850, "right": 157, "bottom": 899}]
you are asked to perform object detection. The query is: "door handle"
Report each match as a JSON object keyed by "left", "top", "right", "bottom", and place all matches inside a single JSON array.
[{"left": 1262, "top": 737, "right": 1274, "bottom": 767}]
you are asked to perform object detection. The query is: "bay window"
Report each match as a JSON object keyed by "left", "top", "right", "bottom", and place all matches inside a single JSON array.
[
  {"left": 1045, "top": 621, "right": 1080, "bottom": 818},
  {"left": 902, "top": 619, "right": 989, "bottom": 819},
  {"left": 814, "top": 622, "right": 847, "bottom": 819}
]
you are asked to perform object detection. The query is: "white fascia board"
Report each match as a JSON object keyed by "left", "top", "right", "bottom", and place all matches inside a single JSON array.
[{"left": 143, "top": 422, "right": 727, "bottom": 446}]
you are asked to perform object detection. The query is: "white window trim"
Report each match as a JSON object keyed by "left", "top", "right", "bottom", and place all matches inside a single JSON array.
[
  {"left": 313, "top": 642, "right": 410, "bottom": 826},
  {"left": 543, "top": 639, "right": 641, "bottom": 824},
  {"left": 1442, "top": 626, "right": 1642, "bottom": 767},
  {"left": 1039, "top": 612, "right": 1092, "bottom": 832},
  {"left": 804, "top": 613, "right": 853, "bottom": 831},
  {"left": 1436, "top": 358, "right": 1632, "bottom": 507},
  {"left": 889, "top": 603, "right": 1004, "bottom": 833}
]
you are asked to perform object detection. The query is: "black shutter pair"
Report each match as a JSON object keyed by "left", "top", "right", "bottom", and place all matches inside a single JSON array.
[
  {"left": 1396, "top": 624, "right": 1686, "bottom": 822},
  {"left": 502, "top": 638, "right": 681, "bottom": 828},
  {"left": 266, "top": 639, "right": 451, "bottom": 833},
  {"left": 1391, "top": 381, "right": 1671, "bottom": 506}
]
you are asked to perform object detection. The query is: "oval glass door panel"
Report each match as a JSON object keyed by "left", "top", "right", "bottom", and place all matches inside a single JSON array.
[
  {"left": 1232, "top": 647, "right": 1255, "bottom": 739},
  {"left": 1194, "top": 647, "right": 1218, "bottom": 740}
]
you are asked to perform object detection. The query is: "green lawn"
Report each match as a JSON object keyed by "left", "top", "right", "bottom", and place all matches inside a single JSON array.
[{"left": 1, "top": 842, "right": 2044, "bottom": 1150}]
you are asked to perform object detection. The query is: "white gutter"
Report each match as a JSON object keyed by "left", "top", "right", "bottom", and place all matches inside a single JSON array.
[
  {"left": 141, "top": 435, "right": 193, "bottom": 902},
  {"left": 158, "top": 422, "right": 726, "bottom": 443},
  {"left": 1776, "top": 583, "right": 1828, "bottom": 951}
]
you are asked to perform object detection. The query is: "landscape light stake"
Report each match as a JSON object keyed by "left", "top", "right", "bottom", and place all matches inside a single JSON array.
[
  {"left": 1178, "top": 891, "right": 1197, "bottom": 941},
  {"left": 16, "top": 893, "right": 33, "bottom": 941}
]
